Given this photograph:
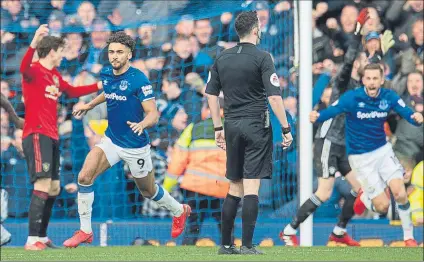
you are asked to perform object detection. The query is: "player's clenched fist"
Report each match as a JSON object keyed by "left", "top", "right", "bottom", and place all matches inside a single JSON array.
[
  {"left": 411, "top": 112, "right": 423, "bottom": 124},
  {"left": 310, "top": 110, "right": 320, "bottom": 123},
  {"left": 127, "top": 121, "right": 145, "bottom": 136}
]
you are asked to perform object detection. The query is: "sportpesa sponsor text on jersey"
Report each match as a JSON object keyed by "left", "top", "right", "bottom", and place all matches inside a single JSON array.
[
  {"left": 317, "top": 87, "right": 421, "bottom": 155},
  {"left": 100, "top": 66, "right": 154, "bottom": 148}
]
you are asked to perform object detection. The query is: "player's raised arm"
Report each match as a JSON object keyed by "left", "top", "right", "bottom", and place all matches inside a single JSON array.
[
  {"left": 390, "top": 91, "right": 423, "bottom": 126},
  {"left": 72, "top": 92, "right": 106, "bottom": 117},
  {"left": 20, "top": 25, "right": 49, "bottom": 79},
  {"left": 0, "top": 94, "right": 24, "bottom": 129}
]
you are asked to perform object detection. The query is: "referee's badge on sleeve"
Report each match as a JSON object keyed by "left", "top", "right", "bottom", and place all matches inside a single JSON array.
[{"left": 270, "top": 73, "right": 279, "bottom": 87}]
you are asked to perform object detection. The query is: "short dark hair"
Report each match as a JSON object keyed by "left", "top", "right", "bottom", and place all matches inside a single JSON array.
[
  {"left": 364, "top": 63, "right": 383, "bottom": 75},
  {"left": 36, "top": 36, "right": 66, "bottom": 58},
  {"left": 107, "top": 31, "right": 135, "bottom": 52},
  {"left": 235, "top": 11, "right": 258, "bottom": 39}
]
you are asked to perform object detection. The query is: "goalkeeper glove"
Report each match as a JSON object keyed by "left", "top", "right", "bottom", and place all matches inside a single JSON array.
[
  {"left": 381, "top": 30, "right": 395, "bottom": 55},
  {"left": 354, "top": 8, "right": 369, "bottom": 35}
]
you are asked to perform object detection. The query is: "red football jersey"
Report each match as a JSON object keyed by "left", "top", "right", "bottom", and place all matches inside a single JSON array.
[{"left": 20, "top": 47, "right": 99, "bottom": 140}]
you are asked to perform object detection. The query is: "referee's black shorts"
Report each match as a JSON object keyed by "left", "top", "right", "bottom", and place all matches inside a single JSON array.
[
  {"left": 224, "top": 117, "right": 273, "bottom": 181},
  {"left": 22, "top": 133, "right": 60, "bottom": 183}
]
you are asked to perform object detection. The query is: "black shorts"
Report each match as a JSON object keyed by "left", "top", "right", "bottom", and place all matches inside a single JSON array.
[
  {"left": 313, "top": 138, "right": 351, "bottom": 178},
  {"left": 224, "top": 117, "right": 273, "bottom": 181},
  {"left": 22, "top": 133, "right": 60, "bottom": 184}
]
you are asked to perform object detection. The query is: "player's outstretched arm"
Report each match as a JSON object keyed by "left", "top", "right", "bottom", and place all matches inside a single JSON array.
[
  {"left": 127, "top": 99, "right": 159, "bottom": 136},
  {"left": 0, "top": 94, "right": 24, "bottom": 129},
  {"left": 73, "top": 92, "right": 106, "bottom": 117},
  {"left": 390, "top": 92, "right": 423, "bottom": 126},
  {"left": 61, "top": 79, "right": 102, "bottom": 98}
]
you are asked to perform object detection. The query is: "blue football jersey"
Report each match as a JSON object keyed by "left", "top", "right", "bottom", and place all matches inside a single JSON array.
[
  {"left": 317, "top": 87, "right": 420, "bottom": 155},
  {"left": 100, "top": 66, "right": 154, "bottom": 148}
]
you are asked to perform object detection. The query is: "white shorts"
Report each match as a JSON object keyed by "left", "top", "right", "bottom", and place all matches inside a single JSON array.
[
  {"left": 348, "top": 143, "right": 404, "bottom": 199},
  {"left": 96, "top": 136, "right": 153, "bottom": 178}
]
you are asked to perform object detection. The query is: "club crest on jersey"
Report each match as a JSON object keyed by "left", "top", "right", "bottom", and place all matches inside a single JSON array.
[
  {"left": 43, "top": 163, "right": 50, "bottom": 172},
  {"left": 270, "top": 73, "right": 280, "bottom": 87},
  {"left": 103, "top": 80, "right": 108, "bottom": 86},
  {"left": 358, "top": 102, "right": 365, "bottom": 108},
  {"left": 52, "top": 75, "right": 59, "bottom": 87},
  {"left": 379, "top": 99, "right": 388, "bottom": 110},
  {"left": 119, "top": 80, "right": 128, "bottom": 91}
]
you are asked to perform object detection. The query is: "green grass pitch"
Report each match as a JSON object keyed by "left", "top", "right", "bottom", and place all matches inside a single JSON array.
[{"left": 1, "top": 246, "right": 423, "bottom": 261}]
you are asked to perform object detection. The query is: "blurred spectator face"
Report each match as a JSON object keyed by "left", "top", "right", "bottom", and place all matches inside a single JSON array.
[
  {"left": 408, "top": 0, "right": 423, "bottom": 12},
  {"left": 137, "top": 25, "right": 154, "bottom": 46},
  {"left": 257, "top": 10, "right": 270, "bottom": 30},
  {"left": 1, "top": 81, "right": 10, "bottom": 98},
  {"left": 66, "top": 33, "right": 83, "bottom": 51},
  {"left": 172, "top": 108, "right": 188, "bottom": 131},
  {"left": 91, "top": 22, "right": 111, "bottom": 49},
  {"left": 51, "top": 0, "right": 66, "bottom": 10},
  {"left": 13, "top": 128, "right": 23, "bottom": 153},
  {"left": 189, "top": 36, "right": 199, "bottom": 56},
  {"left": 355, "top": 52, "right": 368, "bottom": 76},
  {"left": 175, "top": 19, "right": 194, "bottom": 36},
  {"left": 78, "top": 1, "right": 96, "bottom": 27},
  {"left": 161, "top": 79, "right": 181, "bottom": 100},
  {"left": 194, "top": 19, "right": 213, "bottom": 45},
  {"left": 340, "top": 6, "right": 358, "bottom": 33},
  {"left": 366, "top": 38, "right": 381, "bottom": 54},
  {"left": 7, "top": 0, "right": 22, "bottom": 17},
  {"left": 173, "top": 36, "right": 191, "bottom": 59},
  {"left": 321, "top": 87, "right": 332, "bottom": 106},
  {"left": 364, "top": 7, "right": 381, "bottom": 33},
  {"left": 407, "top": 72, "right": 423, "bottom": 96},
  {"left": 412, "top": 20, "right": 423, "bottom": 46}
]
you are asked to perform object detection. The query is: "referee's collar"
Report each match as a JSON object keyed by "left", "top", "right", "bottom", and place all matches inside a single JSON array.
[{"left": 238, "top": 42, "right": 256, "bottom": 46}]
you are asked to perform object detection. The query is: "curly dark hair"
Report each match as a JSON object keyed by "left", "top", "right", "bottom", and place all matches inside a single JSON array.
[
  {"left": 37, "top": 36, "right": 66, "bottom": 58},
  {"left": 107, "top": 31, "right": 135, "bottom": 52},
  {"left": 235, "top": 11, "right": 258, "bottom": 39}
]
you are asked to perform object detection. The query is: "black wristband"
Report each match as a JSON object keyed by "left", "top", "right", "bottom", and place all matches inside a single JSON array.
[
  {"left": 282, "top": 125, "right": 291, "bottom": 134},
  {"left": 214, "top": 126, "right": 223, "bottom": 131}
]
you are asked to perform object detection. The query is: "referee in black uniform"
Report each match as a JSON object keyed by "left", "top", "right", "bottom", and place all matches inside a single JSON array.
[{"left": 205, "top": 11, "right": 293, "bottom": 255}]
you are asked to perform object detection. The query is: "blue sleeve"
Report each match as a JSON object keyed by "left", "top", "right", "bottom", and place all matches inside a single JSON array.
[
  {"left": 312, "top": 73, "right": 331, "bottom": 107},
  {"left": 390, "top": 91, "right": 420, "bottom": 126},
  {"left": 317, "top": 92, "right": 352, "bottom": 122},
  {"left": 135, "top": 73, "right": 154, "bottom": 102}
]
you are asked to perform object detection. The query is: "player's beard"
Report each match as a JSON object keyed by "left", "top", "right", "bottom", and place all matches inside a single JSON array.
[{"left": 111, "top": 60, "right": 124, "bottom": 70}]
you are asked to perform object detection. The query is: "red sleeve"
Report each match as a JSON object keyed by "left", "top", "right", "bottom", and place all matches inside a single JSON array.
[
  {"left": 20, "top": 47, "right": 36, "bottom": 80},
  {"left": 59, "top": 77, "right": 99, "bottom": 98}
]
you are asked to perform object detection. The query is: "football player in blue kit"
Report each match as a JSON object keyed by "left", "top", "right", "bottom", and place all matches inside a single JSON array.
[
  {"left": 310, "top": 63, "right": 423, "bottom": 247},
  {"left": 64, "top": 32, "right": 191, "bottom": 248}
]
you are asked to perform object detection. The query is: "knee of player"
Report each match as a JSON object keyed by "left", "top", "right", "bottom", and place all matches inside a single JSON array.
[
  {"left": 375, "top": 201, "right": 390, "bottom": 214},
  {"left": 314, "top": 187, "right": 333, "bottom": 202}
]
